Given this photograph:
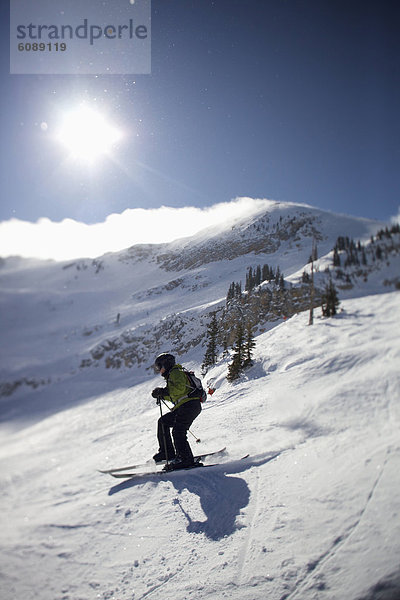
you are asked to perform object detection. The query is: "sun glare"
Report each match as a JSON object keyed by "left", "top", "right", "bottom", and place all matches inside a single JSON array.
[{"left": 56, "top": 106, "right": 122, "bottom": 163}]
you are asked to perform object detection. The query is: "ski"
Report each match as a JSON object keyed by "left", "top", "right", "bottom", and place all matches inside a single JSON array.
[
  {"left": 108, "top": 453, "right": 249, "bottom": 480},
  {"left": 98, "top": 459, "right": 153, "bottom": 474},
  {"left": 98, "top": 447, "right": 226, "bottom": 474},
  {"left": 109, "top": 461, "right": 210, "bottom": 479}
]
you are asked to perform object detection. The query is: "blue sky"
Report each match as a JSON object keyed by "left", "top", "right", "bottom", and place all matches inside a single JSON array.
[{"left": 0, "top": 0, "right": 399, "bottom": 255}]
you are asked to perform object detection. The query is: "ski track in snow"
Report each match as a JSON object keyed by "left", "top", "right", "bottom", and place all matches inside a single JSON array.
[
  {"left": 281, "top": 446, "right": 393, "bottom": 600},
  {"left": 235, "top": 468, "right": 262, "bottom": 588}
]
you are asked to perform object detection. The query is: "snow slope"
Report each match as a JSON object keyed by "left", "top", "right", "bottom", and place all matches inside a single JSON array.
[{"left": 1, "top": 291, "right": 399, "bottom": 600}]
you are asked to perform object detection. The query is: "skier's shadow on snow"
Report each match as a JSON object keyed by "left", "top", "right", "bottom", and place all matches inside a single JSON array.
[{"left": 108, "top": 452, "right": 280, "bottom": 541}]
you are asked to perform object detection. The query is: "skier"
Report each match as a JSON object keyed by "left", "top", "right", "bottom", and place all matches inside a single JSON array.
[{"left": 151, "top": 353, "right": 202, "bottom": 470}]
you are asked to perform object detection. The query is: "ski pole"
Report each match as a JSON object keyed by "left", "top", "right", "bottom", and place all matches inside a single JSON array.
[
  {"left": 160, "top": 398, "right": 201, "bottom": 443},
  {"left": 188, "top": 428, "right": 201, "bottom": 444},
  {"left": 158, "top": 398, "right": 170, "bottom": 469}
]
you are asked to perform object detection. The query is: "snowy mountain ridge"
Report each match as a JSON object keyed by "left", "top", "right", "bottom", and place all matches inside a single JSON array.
[
  {"left": 0, "top": 201, "right": 389, "bottom": 405},
  {"left": 157, "top": 201, "right": 381, "bottom": 272}
]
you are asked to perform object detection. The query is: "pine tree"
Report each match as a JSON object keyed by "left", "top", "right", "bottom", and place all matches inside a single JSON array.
[
  {"left": 243, "top": 323, "right": 256, "bottom": 368},
  {"left": 262, "top": 263, "right": 270, "bottom": 282},
  {"left": 333, "top": 247, "right": 341, "bottom": 267},
  {"left": 321, "top": 279, "right": 340, "bottom": 317},
  {"left": 361, "top": 248, "right": 367, "bottom": 266},
  {"left": 245, "top": 267, "right": 253, "bottom": 291},
  {"left": 255, "top": 265, "right": 262, "bottom": 287},
  {"left": 227, "top": 323, "right": 245, "bottom": 382},
  {"left": 226, "top": 282, "right": 235, "bottom": 303},
  {"left": 202, "top": 313, "right": 219, "bottom": 373}
]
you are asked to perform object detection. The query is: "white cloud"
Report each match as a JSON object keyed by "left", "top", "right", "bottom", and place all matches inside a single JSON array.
[
  {"left": 390, "top": 207, "right": 400, "bottom": 225},
  {"left": 0, "top": 197, "right": 275, "bottom": 261}
]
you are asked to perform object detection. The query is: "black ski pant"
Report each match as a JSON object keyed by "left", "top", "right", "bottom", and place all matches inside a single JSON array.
[{"left": 157, "top": 400, "right": 202, "bottom": 461}]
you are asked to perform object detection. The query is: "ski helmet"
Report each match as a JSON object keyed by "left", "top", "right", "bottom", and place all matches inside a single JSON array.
[{"left": 154, "top": 353, "right": 175, "bottom": 373}]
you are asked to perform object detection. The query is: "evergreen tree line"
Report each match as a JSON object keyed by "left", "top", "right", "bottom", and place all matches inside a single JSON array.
[
  {"left": 333, "top": 226, "right": 400, "bottom": 269},
  {"left": 245, "top": 263, "right": 285, "bottom": 291},
  {"left": 375, "top": 224, "right": 400, "bottom": 239},
  {"left": 202, "top": 312, "right": 257, "bottom": 381},
  {"left": 227, "top": 262, "right": 285, "bottom": 304},
  {"left": 204, "top": 244, "right": 348, "bottom": 381},
  {"left": 226, "top": 281, "right": 243, "bottom": 302},
  {"left": 204, "top": 273, "right": 324, "bottom": 380},
  {"left": 333, "top": 237, "right": 367, "bottom": 268}
]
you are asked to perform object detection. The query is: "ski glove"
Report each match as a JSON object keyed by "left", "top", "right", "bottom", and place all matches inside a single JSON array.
[{"left": 152, "top": 387, "right": 165, "bottom": 399}]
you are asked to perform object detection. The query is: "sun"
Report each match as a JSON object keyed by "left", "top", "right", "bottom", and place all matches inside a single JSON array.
[{"left": 56, "top": 105, "right": 122, "bottom": 163}]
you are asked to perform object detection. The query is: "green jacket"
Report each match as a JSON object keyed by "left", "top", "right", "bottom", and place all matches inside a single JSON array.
[{"left": 162, "top": 364, "right": 194, "bottom": 410}]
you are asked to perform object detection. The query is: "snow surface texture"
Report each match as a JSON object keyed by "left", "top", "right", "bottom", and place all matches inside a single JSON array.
[
  {"left": 1, "top": 294, "right": 399, "bottom": 600},
  {"left": 0, "top": 202, "right": 399, "bottom": 600}
]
